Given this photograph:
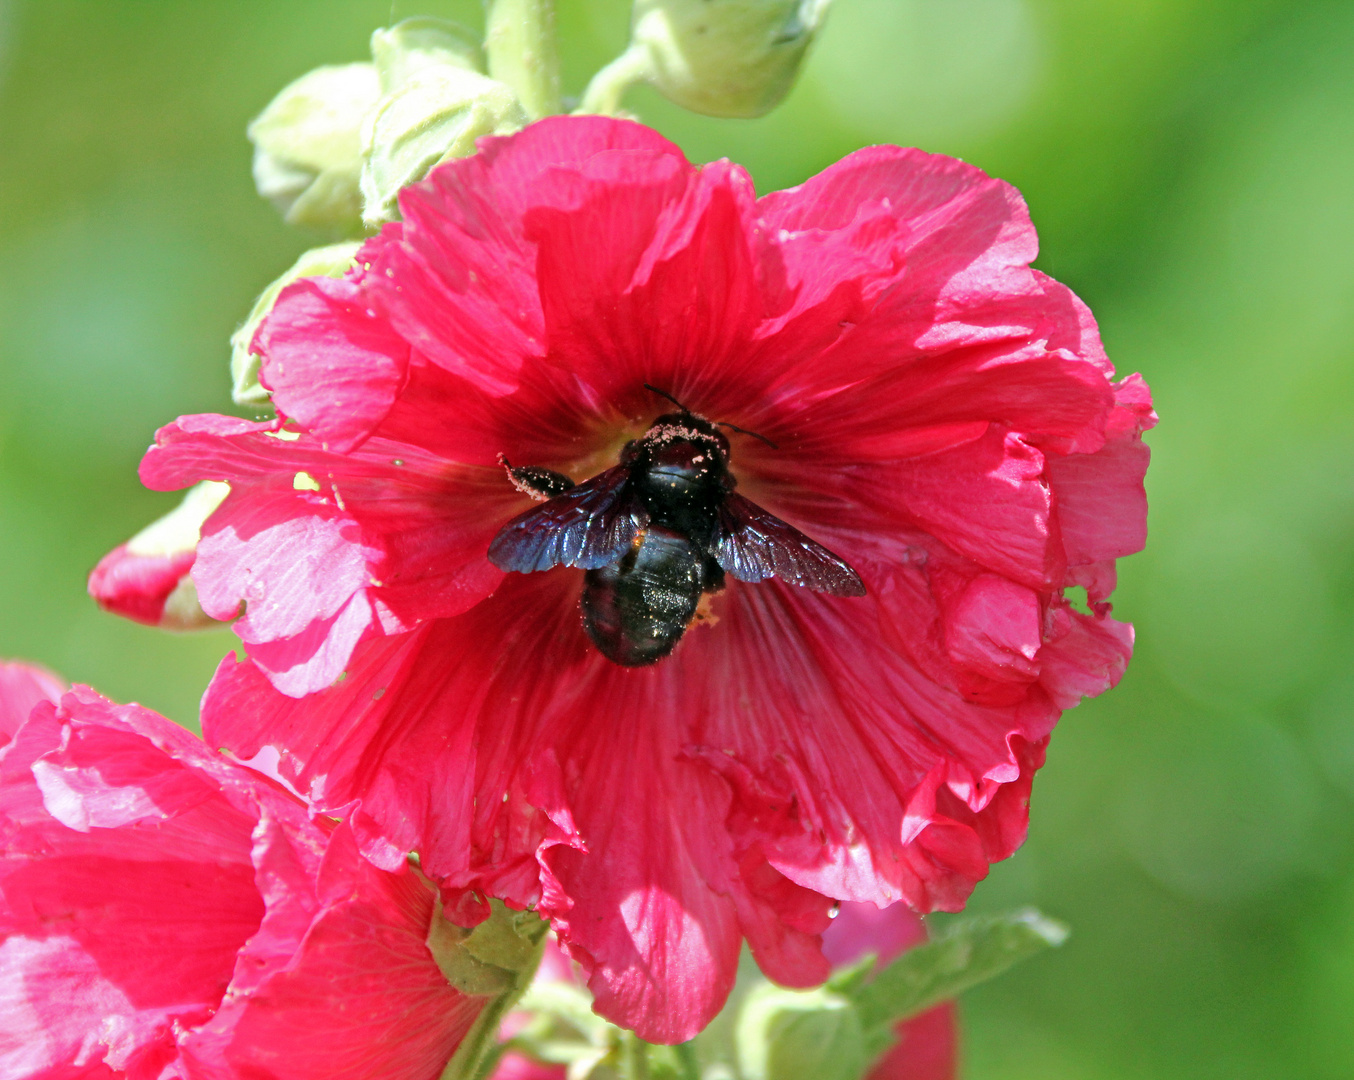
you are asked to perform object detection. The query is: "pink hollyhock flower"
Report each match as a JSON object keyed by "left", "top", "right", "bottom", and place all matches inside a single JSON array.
[
  {"left": 139, "top": 117, "right": 1153, "bottom": 1041},
  {"left": 822, "top": 903, "right": 957, "bottom": 1080},
  {"left": 0, "top": 680, "right": 493, "bottom": 1079}
]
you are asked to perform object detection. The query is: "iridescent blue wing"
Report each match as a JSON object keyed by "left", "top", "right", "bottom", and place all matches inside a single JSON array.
[
  {"left": 712, "top": 493, "right": 865, "bottom": 596},
  {"left": 488, "top": 466, "right": 647, "bottom": 573}
]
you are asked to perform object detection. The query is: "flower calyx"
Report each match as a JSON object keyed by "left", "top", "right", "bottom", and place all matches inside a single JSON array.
[
  {"left": 429, "top": 899, "right": 550, "bottom": 1080},
  {"left": 359, "top": 66, "right": 526, "bottom": 228}
]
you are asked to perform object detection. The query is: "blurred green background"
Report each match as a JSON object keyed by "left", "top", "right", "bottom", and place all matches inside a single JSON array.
[{"left": 1, "top": 0, "right": 1352, "bottom": 1075}]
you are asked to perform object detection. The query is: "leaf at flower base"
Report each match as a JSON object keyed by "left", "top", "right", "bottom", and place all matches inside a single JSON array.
[
  {"left": 735, "top": 983, "right": 865, "bottom": 1080},
  {"left": 848, "top": 908, "right": 1069, "bottom": 1038}
]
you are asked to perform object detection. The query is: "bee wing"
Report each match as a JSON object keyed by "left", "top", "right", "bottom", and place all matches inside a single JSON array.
[
  {"left": 488, "top": 466, "right": 647, "bottom": 573},
  {"left": 712, "top": 493, "right": 866, "bottom": 597}
]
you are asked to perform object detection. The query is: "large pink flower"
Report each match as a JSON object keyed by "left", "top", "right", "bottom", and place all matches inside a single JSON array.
[
  {"left": 0, "top": 680, "right": 492, "bottom": 1079},
  {"left": 140, "top": 117, "right": 1153, "bottom": 1041}
]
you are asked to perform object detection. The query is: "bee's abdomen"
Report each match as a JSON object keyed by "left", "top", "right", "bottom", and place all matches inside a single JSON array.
[{"left": 581, "top": 526, "right": 703, "bottom": 667}]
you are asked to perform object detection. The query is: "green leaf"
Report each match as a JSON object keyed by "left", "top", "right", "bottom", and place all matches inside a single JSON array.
[{"left": 851, "top": 908, "right": 1069, "bottom": 1032}]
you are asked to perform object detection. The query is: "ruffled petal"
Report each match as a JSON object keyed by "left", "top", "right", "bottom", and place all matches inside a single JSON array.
[
  {"left": 361, "top": 117, "right": 689, "bottom": 397},
  {"left": 0, "top": 661, "right": 63, "bottom": 745},
  {"left": 0, "top": 697, "right": 268, "bottom": 1078},
  {"left": 258, "top": 274, "right": 410, "bottom": 453},
  {"left": 1038, "top": 603, "right": 1134, "bottom": 711},
  {"left": 1048, "top": 373, "right": 1156, "bottom": 570}
]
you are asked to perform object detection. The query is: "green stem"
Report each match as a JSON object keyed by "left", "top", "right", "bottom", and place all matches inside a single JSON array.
[
  {"left": 622, "top": 1033, "right": 652, "bottom": 1080},
  {"left": 674, "top": 1040, "right": 701, "bottom": 1080},
  {"left": 577, "top": 44, "right": 650, "bottom": 116},
  {"left": 483, "top": 0, "right": 561, "bottom": 119}
]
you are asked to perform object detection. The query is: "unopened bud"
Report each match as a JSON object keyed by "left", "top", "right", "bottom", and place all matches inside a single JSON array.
[
  {"left": 230, "top": 241, "right": 362, "bottom": 408},
  {"left": 370, "top": 17, "right": 483, "bottom": 91},
  {"left": 248, "top": 63, "right": 381, "bottom": 235},
  {"left": 735, "top": 983, "right": 865, "bottom": 1080},
  {"left": 88, "top": 482, "right": 231, "bottom": 632},
  {"left": 359, "top": 67, "right": 526, "bottom": 227},
  {"left": 631, "top": 0, "right": 831, "bottom": 118}
]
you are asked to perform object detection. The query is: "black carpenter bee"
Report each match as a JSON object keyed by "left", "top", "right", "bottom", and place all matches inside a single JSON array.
[{"left": 487, "top": 387, "right": 865, "bottom": 667}]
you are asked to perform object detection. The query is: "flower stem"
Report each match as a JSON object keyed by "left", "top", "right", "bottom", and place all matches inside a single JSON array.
[
  {"left": 621, "top": 1032, "right": 652, "bottom": 1080},
  {"left": 577, "top": 44, "right": 650, "bottom": 116},
  {"left": 673, "top": 1040, "right": 701, "bottom": 1080},
  {"left": 483, "top": 0, "right": 561, "bottom": 119}
]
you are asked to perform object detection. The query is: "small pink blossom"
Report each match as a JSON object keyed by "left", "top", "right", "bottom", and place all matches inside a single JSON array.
[
  {"left": 0, "top": 679, "right": 491, "bottom": 1079},
  {"left": 140, "top": 117, "right": 1154, "bottom": 1041},
  {"left": 88, "top": 483, "right": 228, "bottom": 631}
]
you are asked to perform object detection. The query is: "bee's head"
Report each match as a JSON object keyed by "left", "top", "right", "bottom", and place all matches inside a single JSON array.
[{"left": 636, "top": 412, "right": 731, "bottom": 464}]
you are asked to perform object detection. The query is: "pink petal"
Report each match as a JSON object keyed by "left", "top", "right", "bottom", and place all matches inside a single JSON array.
[
  {"left": 1038, "top": 604, "right": 1135, "bottom": 711},
  {"left": 87, "top": 544, "right": 196, "bottom": 628},
  {"left": 821, "top": 900, "right": 926, "bottom": 968},
  {"left": 202, "top": 564, "right": 1057, "bottom": 1034},
  {"left": 183, "top": 825, "right": 487, "bottom": 1080},
  {"left": 1047, "top": 374, "right": 1156, "bottom": 568},
  {"left": 0, "top": 700, "right": 267, "bottom": 1078},
  {"left": 0, "top": 661, "right": 64, "bottom": 745},
  {"left": 941, "top": 574, "right": 1042, "bottom": 704},
  {"left": 492, "top": 1052, "right": 566, "bottom": 1080},
  {"left": 361, "top": 118, "right": 687, "bottom": 398},
  {"left": 870, "top": 1004, "right": 958, "bottom": 1080},
  {"left": 258, "top": 275, "right": 410, "bottom": 453},
  {"left": 195, "top": 489, "right": 373, "bottom": 636}
]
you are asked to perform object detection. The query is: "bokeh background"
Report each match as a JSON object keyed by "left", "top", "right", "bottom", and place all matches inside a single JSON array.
[{"left": 1, "top": 0, "right": 1352, "bottom": 1075}]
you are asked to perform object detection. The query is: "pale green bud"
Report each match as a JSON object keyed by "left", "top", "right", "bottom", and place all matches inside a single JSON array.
[
  {"left": 359, "top": 66, "right": 526, "bottom": 227},
  {"left": 230, "top": 242, "right": 363, "bottom": 407},
  {"left": 735, "top": 983, "right": 866, "bottom": 1080},
  {"left": 631, "top": 0, "right": 832, "bottom": 118},
  {"left": 370, "top": 17, "right": 483, "bottom": 92},
  {"left": 248, "top": 63, "right": 381, "bottom": 235}
]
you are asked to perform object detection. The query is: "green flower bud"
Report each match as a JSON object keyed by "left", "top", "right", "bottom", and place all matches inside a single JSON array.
[
  {"left": 230, "top": 241, "right": 363, "bottom": 407},
  {"left": 370, "top": 16, "right": 484, "bottom": 92},
  {"left": 359, "top": 66, "right": 526, "bottom": 228},
  {"left": 248, "top": 64, "right": 381, "bottom": 235},
  {"left": 735, "top": 983, "right": 866, "bottom": 1080},
  {"left": 631, "top": 0, "right": 832, "bottom": 118}
]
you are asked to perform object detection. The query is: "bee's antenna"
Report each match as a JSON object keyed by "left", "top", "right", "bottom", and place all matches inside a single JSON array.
[
  {"left": 717, "top": 421, "right": 778, "bottom": 450},
  {"left": 643, "top": 383, "right": 692, "bottom": 413}
]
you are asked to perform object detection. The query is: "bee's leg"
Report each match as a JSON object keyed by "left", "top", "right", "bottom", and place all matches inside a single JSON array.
[{"left": 497, "top": 453, "right": 576, "bottom": 501}]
